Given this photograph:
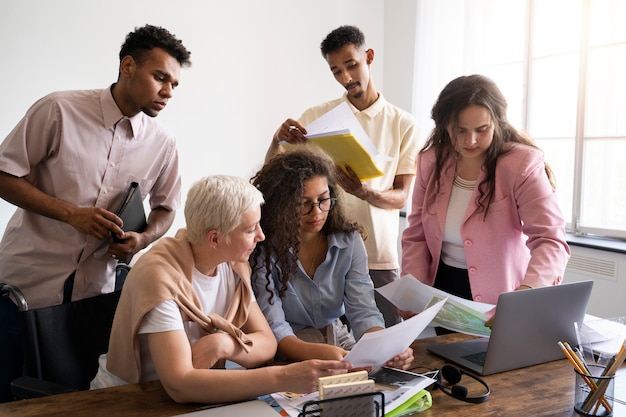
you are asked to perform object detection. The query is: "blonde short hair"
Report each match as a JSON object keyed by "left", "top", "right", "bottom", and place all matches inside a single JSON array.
[{"left": 184, "top": 175, "right": 264, "bottom": 245}]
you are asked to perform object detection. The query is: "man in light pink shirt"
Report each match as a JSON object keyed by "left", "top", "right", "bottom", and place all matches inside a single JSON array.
[{"left": 0, "top": 24, "right": 191, "bottom": 402}]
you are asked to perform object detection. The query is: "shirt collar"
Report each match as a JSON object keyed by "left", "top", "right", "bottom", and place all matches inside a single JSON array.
[
  {"left": 100, "top": 85, "right": 142, "bottom": 137},
  {"left": 101, "top": 86, "right": 124, "bottom": 129},
  {"left": 326, "top": 231, "right": 352, "bottom": 250},
  {"left": 280, "top": 231, "right": 352, "bottom": 256},
  {"left": 342, "top": 92, "right": 386, "bottom": 119}
]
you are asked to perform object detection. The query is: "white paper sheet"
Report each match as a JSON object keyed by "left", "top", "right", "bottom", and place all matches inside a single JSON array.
[
  {"left": 376, "top": 274, "right": 494, "bottom": 314},
  {"left": 342, "top": 298, "right": 446, "bottom": 368},
  {"left": 303, "top": 102, "right": 393, "bottom": 162},
  {"left": 376, "top": 275, "right": 495, "bottom": 337}
]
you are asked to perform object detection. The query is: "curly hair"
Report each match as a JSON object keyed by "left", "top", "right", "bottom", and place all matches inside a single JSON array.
[
  {"left": 320, "top": 25, "right": 366, "bottom": 58},
  {"left": 249, "top": 145, "right": 365, "bottom": 303},
  {"left": 422, "top": 74, "right": 555, "bottom": 217},
  {"left": 119, "top": 24, "right": 192, "bottom": 68}
]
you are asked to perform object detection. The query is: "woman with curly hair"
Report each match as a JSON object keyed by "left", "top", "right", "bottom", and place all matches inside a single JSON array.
[{"left": 250, "top": 145, "right": 413, "bottom": 369}]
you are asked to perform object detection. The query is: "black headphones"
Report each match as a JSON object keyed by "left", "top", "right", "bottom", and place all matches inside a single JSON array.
[{"left": 435, "top": 365, "right": 490, "bottom": 404}]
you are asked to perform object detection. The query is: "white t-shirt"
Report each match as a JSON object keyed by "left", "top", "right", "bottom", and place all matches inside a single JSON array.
[
  {"left": 90, "top": 263, "right": 254, "bottom": 388},
  {"left": 441, "top": 176, "right": 476, "bottom": 269}
]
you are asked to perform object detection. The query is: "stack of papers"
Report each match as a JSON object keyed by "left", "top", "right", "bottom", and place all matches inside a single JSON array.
[
  {"left": 288, "top": 102, "right": 394, "bottom": 182},
  {"left": 304, "top": 129, "right": 384, "bottom": 181}
]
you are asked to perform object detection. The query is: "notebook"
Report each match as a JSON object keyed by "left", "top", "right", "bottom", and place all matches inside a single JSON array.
[
  {"left": 427, "top": 280, "right": 593, "bottom": 375},
  {"left": 171, "top": 399, "right": 278, "bottom": 416},
  {"left": 114, "top": 181, "right": 147, "bottom": 242}
]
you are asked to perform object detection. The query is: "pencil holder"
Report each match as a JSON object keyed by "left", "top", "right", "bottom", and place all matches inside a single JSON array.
[{"left": 574, "top": 365, "right": 614, "bottom": 417}]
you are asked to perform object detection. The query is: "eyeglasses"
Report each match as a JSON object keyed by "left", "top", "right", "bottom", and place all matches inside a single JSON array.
[{"left": 299, "top": 197, "right": 337, "bottom": 215}]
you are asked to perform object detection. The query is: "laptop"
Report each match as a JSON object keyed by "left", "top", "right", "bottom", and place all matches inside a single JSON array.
[
  {"left": 427, "top": 280, "right": 593, "bottom": 375},
  {"left": 171, "top": 399, "right": 279, "bottom": 416}
]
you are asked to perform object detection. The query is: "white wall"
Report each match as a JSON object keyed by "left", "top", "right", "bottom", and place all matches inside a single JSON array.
[
  {"left": 0, "top": 0, "right": 411, "bottom": 234},
  {"left": 3, "top": 1, "right": 622, "bottom": 319}
]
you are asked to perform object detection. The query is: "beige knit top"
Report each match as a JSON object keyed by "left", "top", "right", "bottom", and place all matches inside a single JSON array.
[{"left": 106, "top": 229, "right": 253, "bottom": 383}]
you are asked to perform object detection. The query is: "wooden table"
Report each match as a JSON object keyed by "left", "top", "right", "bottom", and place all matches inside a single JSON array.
[
  {"left": 414, "top": 334, "right": 625, "bottom": 416},
  {"left": 0, "top": 333, "right": 623, "bottom": 416}
]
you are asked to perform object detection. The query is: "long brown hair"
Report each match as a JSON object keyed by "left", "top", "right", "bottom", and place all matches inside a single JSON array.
[{"left": 422, "top": 74, "right": 555, "bottom": 216}]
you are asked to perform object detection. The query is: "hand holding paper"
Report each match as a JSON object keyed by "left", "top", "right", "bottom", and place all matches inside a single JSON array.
[
  {"left": 342, "top": 298, "right": 446, "bottom": 368},
  {"left": 376, "top": 275, "right": 495, "bottom": 337}
]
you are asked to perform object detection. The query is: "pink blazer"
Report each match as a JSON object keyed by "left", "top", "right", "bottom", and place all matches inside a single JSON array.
[{"left": 401, "top": 143, "right": 570, "bottom": 304}]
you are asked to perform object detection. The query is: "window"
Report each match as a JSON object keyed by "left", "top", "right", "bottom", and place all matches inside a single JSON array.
[{"left": 413, "top": 0, "right": 626, "bottom": 239}]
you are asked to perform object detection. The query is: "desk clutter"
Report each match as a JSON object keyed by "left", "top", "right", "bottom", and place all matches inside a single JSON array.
[{"left": 269, "top": 367, "right": 435, "bottom": 417}]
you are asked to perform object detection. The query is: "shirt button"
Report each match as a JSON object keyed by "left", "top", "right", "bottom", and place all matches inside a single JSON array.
[
  {"left": 474, "top": 295, "right": 482, "bottom": 301},
  {"left": 464, "top": 240, "right": 472, "bottom": 246},
  {"left": 468, "top": 267, "right": 477, "bottom": 274}
]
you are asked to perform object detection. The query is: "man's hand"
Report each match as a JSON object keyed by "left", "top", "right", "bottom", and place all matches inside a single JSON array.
[
  {"left": 335, "top": 164, "right": 368, "bottom": 200},
  {"left": 67, "top": 207, "right": 124, "bottom": 240},
  {"left": 272, "top": 119, "right": 307, "bottom": 146},
  {"left": 266, "top": 119, "right": 308, "bottom": 163},
  {"left": 108, "top": 231, "right": 146, "bottom": 262}
]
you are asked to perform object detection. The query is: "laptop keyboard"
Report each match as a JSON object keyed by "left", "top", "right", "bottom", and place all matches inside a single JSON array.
[{"left": 461, "top": 351, "right": 487, "bottom": 366}]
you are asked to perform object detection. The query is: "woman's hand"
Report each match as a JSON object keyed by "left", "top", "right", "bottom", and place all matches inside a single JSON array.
[
  {"left": 278, "top": 359, "right": 352, "bottom": 394},
  {"left": 190, "top": 332, "right": 237, "bottom": 369},
  {"left": 385, "top": 347, "right": 414, "bottom": 370},
  {"left": 397, "top": 308, "right": 416, "bottom": 320}
]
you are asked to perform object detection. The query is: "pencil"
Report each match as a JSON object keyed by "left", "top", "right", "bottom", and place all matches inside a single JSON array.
[
  {"left": 557, "top": 341, "right": 612, "bottom": 413},
  {"left": 564, "top": 342, "right": 591, "bottom": 375},
  {"left": 580, "top": 341, "right": 626, "bottom": 413}
]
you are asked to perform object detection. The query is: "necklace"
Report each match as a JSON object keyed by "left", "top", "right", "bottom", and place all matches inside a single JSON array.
[{"left": 300, "top": 233, "right": 326, "bottom": 278}]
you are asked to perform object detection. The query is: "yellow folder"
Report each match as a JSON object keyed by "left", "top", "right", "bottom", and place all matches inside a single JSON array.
[{"left": 299, "top": 131, "right": 384, "bottom": 181}]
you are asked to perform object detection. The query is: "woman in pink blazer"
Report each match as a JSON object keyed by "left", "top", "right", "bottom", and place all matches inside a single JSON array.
[{"left": 401, "top": 75, "right": 569, "bottom": 328}]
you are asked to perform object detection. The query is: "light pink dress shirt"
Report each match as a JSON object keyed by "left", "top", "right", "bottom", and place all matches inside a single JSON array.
[{"left": 0, "top": 86, "right": 180, "bottom": 308}]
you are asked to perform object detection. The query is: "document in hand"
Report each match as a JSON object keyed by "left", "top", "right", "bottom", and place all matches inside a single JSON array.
[
  {"left": 295, "top": 101, "right": 394, "bottom": 181},
  {"left": 304, "top": 129, "right": 384, "bottom": 181},
  {"left": 343, "top": 298, "right": 446, "bottom": 368},
  {"left": 376, "top": 275, "right": 495, "bottom": 337},
  {"left": 114, "top": 182, "right": 147, "bottom": 242}
]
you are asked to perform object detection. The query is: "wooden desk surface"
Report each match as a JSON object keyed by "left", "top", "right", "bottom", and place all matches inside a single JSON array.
[{"left": 1, "top": 333, "right": 623, "bottom": 417}]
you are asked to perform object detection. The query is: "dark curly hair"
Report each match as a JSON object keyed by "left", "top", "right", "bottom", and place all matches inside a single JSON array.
[
  {"left": 320, "top": 25, "right": 365, "bottom": 58},
  {"left": 119, "top": 24, "right": 191, "bottom": 67},
  {"left": 423, "top": 74, "right": 555, "bottom": 217},
  {"left": 250, "top": 145, "right": 366, "bottom": 303}
]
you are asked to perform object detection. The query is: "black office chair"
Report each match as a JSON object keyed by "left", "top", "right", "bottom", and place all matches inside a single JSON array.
[{"left": 0, "top": 262, "right": 130, "bottom": 399}]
